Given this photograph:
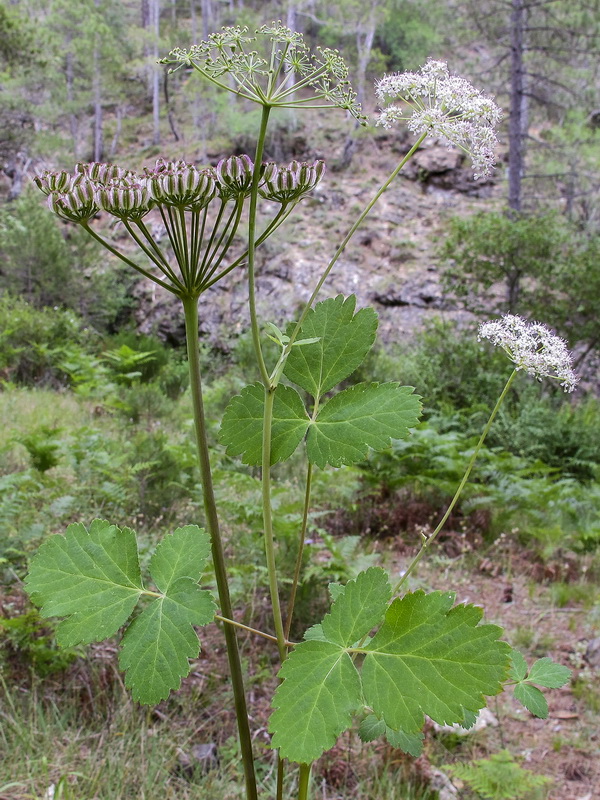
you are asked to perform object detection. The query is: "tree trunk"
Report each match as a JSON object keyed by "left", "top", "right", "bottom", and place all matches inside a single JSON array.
[
  {"left": 151, "top": 0, "right": 161, "bottom": 145},
  {"left": 355, "top": 6, "right": 376, "bottom": 107},
  {"left": 200, "top": 0, "right": 211, "bottom": 39},
  {"left": 65, "top": 40, "right": 78, "bottom": 159},
  {"left": 508, "top": 0, "right": 525, "bottom": 213},
  {"left": 93, "top": 0, "right": 104, "bottom": 162}
]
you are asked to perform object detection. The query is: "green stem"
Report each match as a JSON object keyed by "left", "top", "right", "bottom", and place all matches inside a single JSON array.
[
  {"left": 215, "top": 614, "right": 292, "bottom": 646},
  {"left": 298, "top": 763, "right": 311, "bottom": 800},
  {"left": 182, "top": 295, "right": 258, "bottom": 800},
  {"left": 393, "top": 369, "right": 518, "bottom": 595},
  {"left": 262, "top": 388, "right": 288, "bottom": 663},
  {"left": 285, "top": 462, "right": 313, "bottom": 640},
  {"left": 248, "top": 104, "right": 273, "bottom": 387},
  {"left": 82, "top": 223, "right": 177, "bottom": 295},
  {"left": 270, "top": 130, "right": 429, "bottom": 386}
]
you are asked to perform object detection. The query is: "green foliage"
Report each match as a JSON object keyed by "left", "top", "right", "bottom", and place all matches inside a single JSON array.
[
  {"left": 0, "top": 609, "right": 79, "bottom": 676},
  {"left": 101, "top": 344, "right": 157, "bottom": 385},
  {"left": 0, "top": 295, "right": 94, "bottom": 387},
  {"left": 0, "top": 188, "right": 132, "bottom": 329},
  {"left": 25, "top": 521, "right": 215, "bottom": 703},
  {"left": 375, "top": 0, "right": 445, "bottom": 71},
  {"left": 18, "top": 425, "right": 62, "bottom": 472},
  {"left": 220, "top": 296, "right": 422, "bottom": 468},
  {"left": 284, "top": 295, "right": 378, "bottom": 397},
  {"left": 441, "top": 211, "right": 600, "bottom": 353},
  {"left": 509, "top": 651, "right": 571, "bottom": 718},
  {"left": 444, "top": 751, "right": 552, "bottom": 799},
  {"left": 270, "top": 568, "right": 510, "bottom": 764}
]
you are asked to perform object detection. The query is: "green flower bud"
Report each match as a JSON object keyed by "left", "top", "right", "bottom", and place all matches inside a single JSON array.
[
  {"left": 95, "top": 179, "right": 154, "bottom": 220},
  {"left": 47, "top": 179, "right": 98, "bottom": 223},
  {"left": 215, "top": 154, "right": 255, "bottom": 199},
  {"left": 149, "top": 163, "right": 217, "bottom": 209},
  {"left": 259, "top": 160, "right": 325, "bottom": 203},
  {"left": 76, "top": 162, "right": 135, "bottom": 185},
  {"left": 33, "top": 170, "right": 79, "bottom": 196}
]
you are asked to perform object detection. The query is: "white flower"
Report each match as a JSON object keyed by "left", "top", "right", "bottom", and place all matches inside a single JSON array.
[
  {"left": 478, "top": 314, "right": 578, "bottom": 392},
  {"left": 375, "top": 60, "right": 502, "bottom": 179}
]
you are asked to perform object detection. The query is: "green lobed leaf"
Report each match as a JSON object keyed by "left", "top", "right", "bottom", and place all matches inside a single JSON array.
[
  {"left": 149, "top": 524, "right": 212, "bottom": 593},
  {"left": 358, "top": 714, "right": 423, "bottom": 757},
  {"left": 358, "top": 714, "right": 386, "bottom": 742},
  {"left": 514, "top": 683, "right": 549, "bottom": 718},
  {"left": 24, "top": 519, "right": 143, "bottom": 646},
  {"left": 119, "top": 576, "right": 216, "bottom": 704},
  {"left": 26, "top": 522, "right": 216, "bottom": 704},
  {"left": 509, "top": 648, "right": 529, "bottom": 682},
  {"left": 269, "top": 641, "right": 362, "bottom": 763},
  {"left": 526, "top": 657, "right": 571, "bottom": 689},
  {"left": 306, "top": 382, "right": 422, "bottom": 468},
  {"left": 270, "top": 569, "right": 392, "bottom": 763},
  {"left": 284, "top": 295, "right": 378, "bottom": 398},
  {"left": 321, "top": 567, "right": 391, "bottom": 647},
  {"left": 385, "top": 727, "right": 424, "bottom": 757},
  {"left": 362, "top": 590, "right": 511, "bottom": 733},
  {"left": 219, "top": 382, "right": 308, "bottom": 466}
]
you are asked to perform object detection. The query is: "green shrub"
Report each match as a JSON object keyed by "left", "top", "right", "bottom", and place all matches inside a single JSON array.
[
  {"left": 0, "top": 294, "right": 94, "bottom": 386},
  {"left": 0, "top": 186, "right": 133, "bottom": 330}
]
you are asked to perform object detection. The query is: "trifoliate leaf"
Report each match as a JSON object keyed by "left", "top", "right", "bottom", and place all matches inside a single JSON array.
[
  {"left": 219, "top": 382, "right": 309, "bottom": 465},
  {"left": 269, "top": 641, "right": 362, "bottom": 763},
  {"left": 385, "top": 727, "right": 424, "bottom": 757},
  {"left": 306, "top": 383, "right": 422, "bottom": 468},
  {"left": 358, "top": 714, "right": 386, "bottom": 742},
  {"left": 25, "top": 519, "right": 143, "bottom": 646},
  {"left": 362, "top": 590, "right": 510, "bottom": 733},
  {"left": 509, "top": 648, "right": 529, "bottom": 682},
  {"left": 119, "top": 576, "right": 215, "bottom": 704},
  {"left": 514, "top": 683, "right": 548, "bottom": 718},
  {"left": 25, "top": 522, "right": 216, "bottom": 704},
  {"left": 284, "top": 295, "right": 378, "bottom": 398},
  {"left": 526, "top": 657, "right": 571, "bottom": 689},
  {"left": 321, "top": 567, "right": 391, "bottom": 647}
]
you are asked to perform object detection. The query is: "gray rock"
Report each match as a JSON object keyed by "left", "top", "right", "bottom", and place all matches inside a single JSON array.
[{"left": 585, "top": 637, "right": 600, "bottom": 668}]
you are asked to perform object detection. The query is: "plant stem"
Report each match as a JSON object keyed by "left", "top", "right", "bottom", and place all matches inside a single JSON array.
[
  {"left": 182, "top": 295, "right": 258, "bottom": 800},
  {"left": 215, "top": 614, "right": 293, "bottom": 646},
  {"left": 270, "top": 130, "right": 429, "bottom": 386},
  {"left": 298, "top": 763, "right": 311, "bottom": 800},
  {"left": 262, "top": 388, "right": 288, "bottom": 663},
  {"left": 285, "top": 462, "right": 313, "bottom": 639},
  {"left": 393, "top": 369, "right": 518, "bottom": 595},
  {"left": 248, "top": 104, "right": 272, "bottom": 387}
]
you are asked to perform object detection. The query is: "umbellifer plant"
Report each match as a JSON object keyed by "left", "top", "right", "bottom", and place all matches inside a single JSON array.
[{"left": 25, "top": 25, "right": 572, "bottom": 800}]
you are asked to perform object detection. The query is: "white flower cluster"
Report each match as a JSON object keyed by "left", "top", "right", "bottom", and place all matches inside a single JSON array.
[
  {"left": 478, "top": 314, "right": 578, "bottom": 392},
  {"left": 375, "top": 60, "right": 502, "bottom": 179}
]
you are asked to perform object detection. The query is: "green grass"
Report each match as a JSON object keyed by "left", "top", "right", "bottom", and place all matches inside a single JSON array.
[{"left": 0, "top": 672, "right": 434, "bottom": 800}]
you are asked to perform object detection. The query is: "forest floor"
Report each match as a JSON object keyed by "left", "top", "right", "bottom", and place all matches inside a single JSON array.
[{"left": 1, "top": 527, "right": 598, "bottom": 800}]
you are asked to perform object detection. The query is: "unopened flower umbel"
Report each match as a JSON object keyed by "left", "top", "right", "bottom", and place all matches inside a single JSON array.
[
  {"left": 375, "top": 60, "right": 502, "bottom": 179},
  {"left": 478, "top": 314, "right": 578, "bottom": 392}
]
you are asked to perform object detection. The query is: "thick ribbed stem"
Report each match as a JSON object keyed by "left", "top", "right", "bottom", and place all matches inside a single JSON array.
[
  {"left": 298, "top": 763, "right": 311, "bottom": 800},
  {"left": 182, "top": 295, "right": 258, "bottom": 800}
]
